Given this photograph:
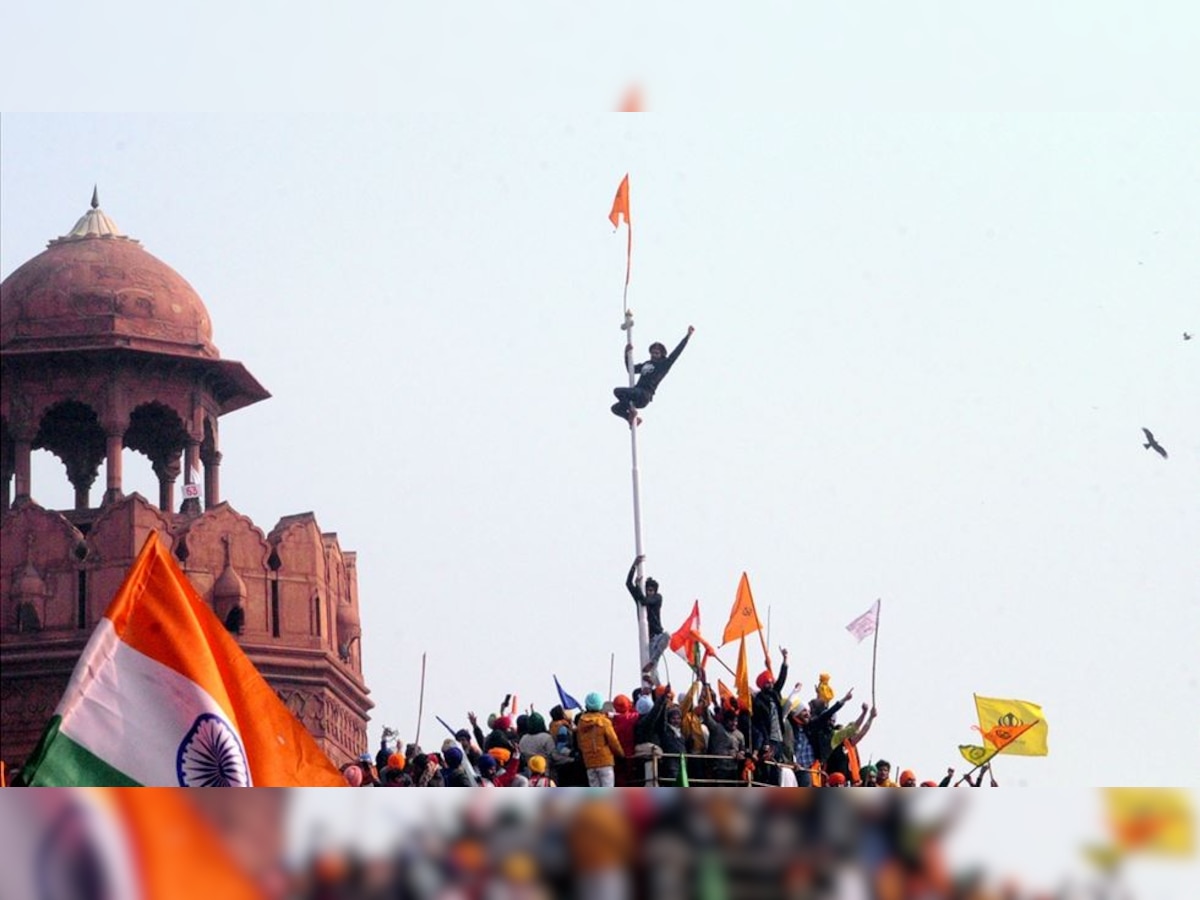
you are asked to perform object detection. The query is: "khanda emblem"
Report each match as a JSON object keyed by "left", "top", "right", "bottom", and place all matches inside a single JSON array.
[
  {"left": 963, "top": 745, "right": 989, "bottom": 763},
  {"left": 982, "top": 711, "right": 1029, "bottom": 748}
]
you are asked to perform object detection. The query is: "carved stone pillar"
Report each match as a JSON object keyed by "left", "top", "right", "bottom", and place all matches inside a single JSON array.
[
  {"left": 64, "top": 448, "right": 103, "bottom": 511},
  {"left": 102, "top": 432, "right": 124, "bottom": 505},
  {"left": 13, "top": 438, "right": 32, "bottom": 504},
  {"left": 180, "top": 440, "right": 202, "bottom": 515},
  {"left": 152, "top": 451, "right": 183, "bottom": 513},
  {"left": 203, "top": 449, "right": 222, "bottom": 509}
]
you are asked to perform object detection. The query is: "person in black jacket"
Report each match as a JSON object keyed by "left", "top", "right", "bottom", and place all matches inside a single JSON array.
[
  {"left": 626, "top": 556, "right": 670, "bottom": 670},
  {"left": 611, "top": 326, "right": 695, "bottom": 422},
  {"left": 803, "top": 686, "right": 854, "bottom": 771},
  {"left": 750, "top": 648, "right": 790, "bottom": 757}
]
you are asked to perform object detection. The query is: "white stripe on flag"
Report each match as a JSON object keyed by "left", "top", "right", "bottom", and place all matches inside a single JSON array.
[
  {"left": 845, "top": 600, "right": 880, "bottom": 643},
  {"left": 56, "top": 620, "right": 247, "bottom": 786}
]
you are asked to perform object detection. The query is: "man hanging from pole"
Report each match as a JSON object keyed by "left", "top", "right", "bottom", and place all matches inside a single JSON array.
[
  {"left": 626, "top": 555, "right": 671, "bottom": 676},
  {"left": 611, "top": 325, "right": 695, "bottom": 424}
]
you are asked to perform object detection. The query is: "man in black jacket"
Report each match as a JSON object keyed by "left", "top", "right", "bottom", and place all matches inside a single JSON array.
[
  {"left": 751, "top": 648, "right": 790, "bottom": 759},
  {"left": 611, "top": 326, "right": 695, "bottom": 422},
  {"left": 626, "top": 556, "right": 670, "bottom": 670},
  {"left": 803, "top": 686, "right": 854, "bottom": 771}
]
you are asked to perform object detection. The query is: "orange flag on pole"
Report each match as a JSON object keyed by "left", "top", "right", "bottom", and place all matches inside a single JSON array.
[
  {"left": 669, "top": 600, "right": 716, "bottom": 669},
  {"left": 609, "top": 174, "right": 632, "bottom": 309},
  {"left": 735, "top": 637, "right": 752, "bottom": 711},
  {"left": 609, "top": 173, "right": 630, "bottom": 228},
  {"left": 716, "top": 679, "right": 734, "bottom": 707},
  {"left": 722, "top": 572, "right": 764, "bottom": 646}
]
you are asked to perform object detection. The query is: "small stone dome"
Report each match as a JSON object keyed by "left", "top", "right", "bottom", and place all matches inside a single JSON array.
[
  {"left": 1, "top": 191, "right": 218, "bottom": 359},
  {"left": 213, "top": 563, "right": 248, "bottom": 601}
]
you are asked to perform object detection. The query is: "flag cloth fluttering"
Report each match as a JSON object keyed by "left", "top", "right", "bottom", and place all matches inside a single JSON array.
[
  {"left": 721, "top": 572, "right": 763, "bottom": 646},
  {"left": 1104, "top": 789, "right": 1194, "bottom": 856},
  {"left": 717, "top": 680, "right": 734, "bottom": 707},
  {"left": 609, "top": 174, "right": 630, "bottom": 229},
  {"left": 17, "top": 531, "right": 344, "bottom": 786},
  {"left": 554, "top": 675, "right": 581, "bottom": 711},
  {"left": 845, "top": 599, "right": 881, "bottom": 643},
  {"left": 669, "top": 600, "right": 716, "bottom": 669},
  {"left": 958, "top": 719, "right": 1036, "bottom": 768},
  {"left": 973, "top": 695, "right": 1049, "bottom": 757},
  {"left": 609, "top": 173, "right": 632, "bottom": 308},
  {"left": 0, "top": 789, "right": 265, "bottom": 900},
  {"left": 734, "top": 637, "right": 752, "bottom": 711}
]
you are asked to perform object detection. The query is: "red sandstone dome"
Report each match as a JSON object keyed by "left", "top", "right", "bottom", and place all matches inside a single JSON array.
[{"left": 1, "top": 193, "right": 217, "bottom": 359}]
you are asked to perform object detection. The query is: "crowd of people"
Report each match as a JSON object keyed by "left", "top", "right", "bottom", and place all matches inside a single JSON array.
[
  {"left": 346, "top": 558, "right": 1000, "bottom": 791},
  {"left": 291, "top": 791, "right": 1109, "bottom": 900},
  {"left": 341, "top": 656, "right": 998, "bottom": 790}
]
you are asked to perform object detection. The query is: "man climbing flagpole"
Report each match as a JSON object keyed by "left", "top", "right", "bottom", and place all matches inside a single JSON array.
[
  {"left": 610, "top": 174, "right": 650, "bottom": 668},
  {"left": 608, "top": 174, "right": 696, "bottom": 674}
]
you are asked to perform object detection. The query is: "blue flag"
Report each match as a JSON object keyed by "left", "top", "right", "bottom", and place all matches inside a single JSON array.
[{"left": 554, "top": 674, "right": 581, "bottom": 711}]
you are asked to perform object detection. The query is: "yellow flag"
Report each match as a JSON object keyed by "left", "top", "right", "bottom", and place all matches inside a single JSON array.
[
  {"left": 958, "top": 743, "right": 999, "bottom": 767},
  {"left": 722, "top": 572, "right": 764, "bottom": 646},
  {"left": 974, "top": 695, "right": 1049, "bottom": 756},
  {"left": 1104, "top": 789, "right": 1194, "bottom": 856}
]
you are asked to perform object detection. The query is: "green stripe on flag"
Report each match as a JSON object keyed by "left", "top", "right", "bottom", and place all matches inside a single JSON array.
[{"left": 19, "top": 716, "right": 141, "bottom": 787}]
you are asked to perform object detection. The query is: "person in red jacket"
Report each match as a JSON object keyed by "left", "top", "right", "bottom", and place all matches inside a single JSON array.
[{"left": 610, "top": 694, "right": 639, "bottom": 786}]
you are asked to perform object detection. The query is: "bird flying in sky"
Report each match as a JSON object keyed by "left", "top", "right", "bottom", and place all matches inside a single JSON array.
[
  {"left": 1141, "top": 428, "right": 1168, "bottom": 459},
  {"left": 1184, "top": 332, "right": 1193, "bottom": 340}
]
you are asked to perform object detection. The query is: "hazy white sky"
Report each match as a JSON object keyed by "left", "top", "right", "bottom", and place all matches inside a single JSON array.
[{"left": 2, "top": 5, "right": 1198, "bottom": 798}]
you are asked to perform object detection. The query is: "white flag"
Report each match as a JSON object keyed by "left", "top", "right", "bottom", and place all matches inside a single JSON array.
[
  {"left": 845, "top": 599, "right": 880, "bottom": 643},
  {"left": 182, "top": 464, "right": 202, "bottom": 499}
]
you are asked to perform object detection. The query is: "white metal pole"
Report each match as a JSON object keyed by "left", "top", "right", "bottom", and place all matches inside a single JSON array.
[{"left": 623, "top": 308, "right": 650, "bottom": 669}]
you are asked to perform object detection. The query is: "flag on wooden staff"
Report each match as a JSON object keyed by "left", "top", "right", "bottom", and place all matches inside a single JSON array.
[
  {"left": 845, "top": 599, "right": 881, "bottom": 643},
  {"left": 721, "top": 572, "right": 763, "bottom": 646},
  {"left": 973, "top": 695, "right": 1049, "bottom": 757},
  {"left": 669, "top": 600, "right": 717, "bottom": 669}
]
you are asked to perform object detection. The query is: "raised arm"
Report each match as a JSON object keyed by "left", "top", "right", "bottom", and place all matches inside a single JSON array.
[
  {"left": 855, "top": 704, "right": 878, "bottom": 743},
  {"left": 626, "top": 555, "right": 645, "bottom": 603},
  {"left": 666, "top": 326, "right": 695, "bottom": 364},
  {"left": 771, "top": 648, "right": 790, "bottom": 694}
]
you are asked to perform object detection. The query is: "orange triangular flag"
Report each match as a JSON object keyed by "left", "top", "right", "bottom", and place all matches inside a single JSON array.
[
  {"left": 609, "top": 174, "right": 630, "bottom": 229},
  {"left": 717, "top": 680, "right": 734, "bottom": 707},
  {"left": 735, "top": 637, "right": 752, "bottom": 711},
  {"left": 722, "top": 572, "right": 764, "bottom": 646},
  {"left": 669, "top": 601, "right": 716, "bottom": 669}
]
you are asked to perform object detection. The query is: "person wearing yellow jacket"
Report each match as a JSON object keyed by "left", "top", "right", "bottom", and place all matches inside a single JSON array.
[{"left": 576, "top": 692, "right": 625, "bottom": 787}]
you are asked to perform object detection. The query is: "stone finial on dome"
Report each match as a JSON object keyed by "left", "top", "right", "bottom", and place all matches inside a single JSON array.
[{"left": 50, "top": 187, "right": 135, "bottom": 245}]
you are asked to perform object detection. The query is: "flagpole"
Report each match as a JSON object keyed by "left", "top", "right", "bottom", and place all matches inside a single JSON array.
[
  {"left": 609, "top": 652, "right": 615, "bottom": 700},
  {"left": 870, "top": 599, "right": 881, "bottom": 710},
  {"left": 415, "top": 651, "right": 427, "bottom": 748},
  {"left": 623, "top": 307, "right": 651, "bottom": 670}
]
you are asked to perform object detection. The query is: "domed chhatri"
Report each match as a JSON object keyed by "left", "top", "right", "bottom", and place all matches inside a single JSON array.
[
  {"left": 1, "top": 190, "right": 371, "bottom": 775},
  {"left": 1, "top": 189, "right": 217, "bottom": 359}
]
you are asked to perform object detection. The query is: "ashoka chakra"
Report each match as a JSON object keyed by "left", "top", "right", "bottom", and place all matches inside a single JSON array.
[{"left": 176, "top": 713, "right": 251, "bottom": 786}]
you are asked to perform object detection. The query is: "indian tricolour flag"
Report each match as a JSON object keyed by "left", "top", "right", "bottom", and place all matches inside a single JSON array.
[
  {"left": 18, "top": 531, "right": 344, "bottom": 786},
  {"left": 0, "top": 789, "right": 265, "bottom": 900}
]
